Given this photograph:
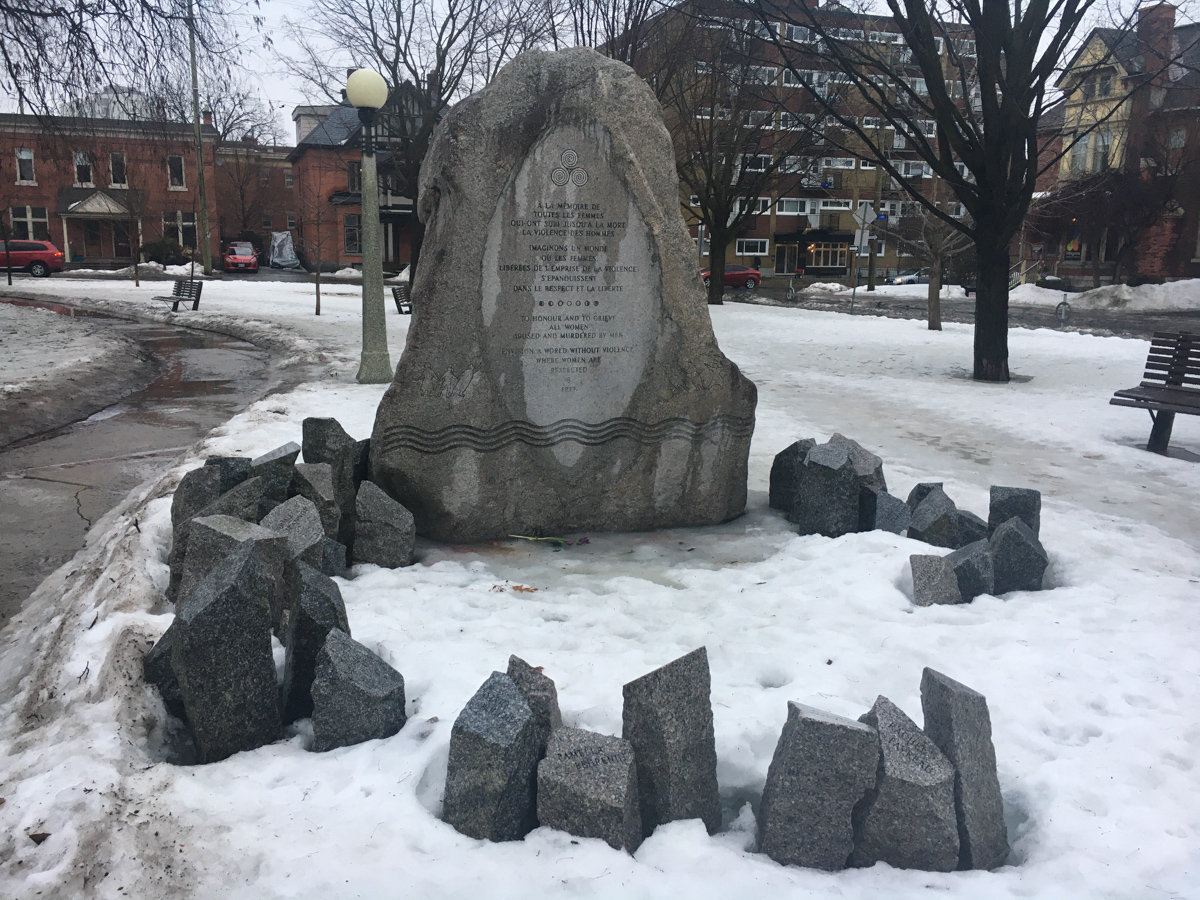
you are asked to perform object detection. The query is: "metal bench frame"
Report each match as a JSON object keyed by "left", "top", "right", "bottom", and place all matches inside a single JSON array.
[
  {"left": 1110, "top": 331, "right": 1199, "bottom": 454},
  {"left": 153, "top": 278, "right": 203, "bottom": 312},
  {"left": 391, "top": 284, "right": 412, "bottom": 315}
]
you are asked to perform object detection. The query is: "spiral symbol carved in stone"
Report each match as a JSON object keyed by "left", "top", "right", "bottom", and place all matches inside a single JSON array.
[
  {"left": 551, "top": 167, "right": 570, "bottom": 186},
  {"left": 571, "top": 168, "right": 588, "bottom": 186},
  {"left": 560, "top": 149, "right": 579, "bottom": 168}
]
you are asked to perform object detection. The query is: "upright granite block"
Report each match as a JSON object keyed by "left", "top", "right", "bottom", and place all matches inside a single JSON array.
[
  {"left": 953, "top": 510, "right": 989, "bottom": 547},
  {"left": 316, "top": 536, "right": 349, "bottom": 578},
  {"left": 176, "top": 515, "right": 290, "bottom": 632},
  {"left": 250, "top": 442, "right": 301, "bottom": 504},
  {"left": 768, "top": 438, "right": 817, "bottom": 511},
  {"left": 353, "top": 438, "right": 371, "bottom": 492},
  {"left": 369, "top": 48, "right": 757, "bottom": 542},
  {"left": 757, "top": 703, "right": 879, "bottom": 871},
  {"left": 621, "top": 647, "right": 720, "bottom": 837},
  {"left": 790, "top": 443, "right": 861, "bottom": 538},
  {"left": 507, "top": 655, "right": 563, "bottom": 751},
  {"left": 443, "top": 672, "right": 541, "bottom": 842},
  {"left": 910, "top": 555, "right": 963, "bottom": 607},
  {"left": 867, "top": 489, "right": 912, "bottom": 535},
  {"left": 537, "top": 728, "right": 642, "bottom": 852},
  {"left": 171, "top": 544, "right": 282, "bottom": 763},
  {"left": 167, "top": 466, "right": 225, "bottom": 600},
  {"left": 989, "top": 486, "right": 1041, "bottom": 538},
  {"left": 921, "top": 668, "right": 1009, "bottom": 870},
  {"left": 946, "top": 540, "right": 995, "bottom": 602},
  {"left": 291, "top": 463, "right": 342, "bottom": 540},
  {"left": 353, "top": 481, "right": 416, "bottom": 568},
  {"left": 143, "top": 622, "right": 186, "bottom": 723},
  {"left": 849, "top": 696, "right": 959, "bottom": 872},
  {"left": 197, "top": 475, "right": 271, "bottom": 524},
  {"left": 202, "top": 456, "right": 252, "bottom": 493},
  {"left": 282, "top": 562, "right": 351, "bottom": 722},
  {"left": 906, "top": 482, "right": 944, "bottom": 511},
  {"left": 908, "top": 488, "right": 960, "bottom": 549},
  {"left": 310, "top": 629, "right": 406, "bottom": 752},
  {"left": 302, "top": 417, "right": 359, "bottom": 548},
  {"left": 826, "top": 433, "right": 887, "bottom": 493},
  {"left": 261, "top": 495, "right": 326, "bottom": 569},
  {"left": 989, "top": 518, "right": 1048, "bottom": 594}
]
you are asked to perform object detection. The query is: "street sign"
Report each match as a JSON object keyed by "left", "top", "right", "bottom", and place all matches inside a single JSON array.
[
  {"left": 849, "top": 245, "right": 860, "bottom": 252},
  {"left": 876, "top": 213, "right": 888, "bottom": 222},
  {"left": 851, "top": 207, "right": 873, "bottom": 229}
]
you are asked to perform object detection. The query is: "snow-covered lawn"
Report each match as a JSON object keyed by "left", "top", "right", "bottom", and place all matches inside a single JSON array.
[
  {"left": 0, "top": 301, "right": 133, "bottom": 394},
  {"left": 0, "top": 285, "right": 1197, "bottom": 899}
]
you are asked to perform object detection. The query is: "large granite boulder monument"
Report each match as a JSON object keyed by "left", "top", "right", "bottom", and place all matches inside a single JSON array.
[{"left": 370, "top": 48, "right": 757, "bottom": 542}]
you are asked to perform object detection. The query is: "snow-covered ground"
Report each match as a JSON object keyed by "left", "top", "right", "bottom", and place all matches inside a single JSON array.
[
  {"left": 1011, "top": 279, "right": 1200, "bottom": 311},
  {"left": 0, "top": 284, "right": 1197, "bottom": 899},
  {"left": 0, "top": 301, "right": 135, "bottom": 395}
]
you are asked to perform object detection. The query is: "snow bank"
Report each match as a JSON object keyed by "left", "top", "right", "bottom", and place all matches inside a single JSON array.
[
  {"left": 0, "top": 295, "right": 1198, "bottom": 899},
  {"left": 331, "top": 267, "right": 363, "bottom": 279},
  {"left": 804, "top": 281, "right": 846, "bottom": 293},
  {"left": 1011, "top": 279, "right": 1200, "bottom": 311}
]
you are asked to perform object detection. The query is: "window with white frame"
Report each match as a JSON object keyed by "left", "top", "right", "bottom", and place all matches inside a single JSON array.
[
  {"left": 826, "top": 27, "right": 865, "bottom": 42},
  {"left": 785, "top": 24, "right": 815, "bottom": 43},
  {"left": 782, "top": 68, "right": 804, "bottom": 87},
  {"left": 742, "top": 154, "right": 771, "bottom": 172},
  {"left": 743, "top": 66, "right": 778, "bottom": 85},
  {"left": 919, "top": 119, "right": 936, "bottom": 137},
  {"left": 896, "top": 160, "right": 931, "bottom": 178},
  {"left": 892, "top": 131, "right": 907, "bottom": 149},
  {"left": 860, "top": 159, "right": 876, "bottom": 169},
  {"left": 862, "top": 116, "right": 890, "bottom": 130},
  {"left": 808, "top": 241, "right": 847, "bottom": 268},
  {"left": 286, "top": 211, "right": 296, "bottom": 230},
  {"left": 689, "top": 195, "right": 700, "bottom": 206},
  {"left": 776, "top": 198, "right": 804, "bottom": 215},
  {"left": 73, "top": 151, "right": 93, "bottom": 186},
  {"left": 904, "top": 77, "right": 929, "bottom": 95},
  {"left": 15, "top": 148, "right": 35, "bottom": 184},
  {"left": 737, "top": 197, "right": 771, "bottom": 214},
  {"left": 262, "top": 210, "right": 272, "bottom": 229},
  {"left": 162, "top": 210, "right": 196, "bottom": 247},
  {"left": 946, "top": 202, "right": 965, "bottom": 218},
  {"left": 344, "top": 214, "right": 362, "bottom": 254},
  {"left": 10, "top": 205, "right": 49, "bottom": 240},
  {"left": 110, "top": 152, "right": 127, "bottom": 187},
  {"left": 779, "top": 112, "right": 805, "bottom": 131},
  {"left": 822, "top": 157, "right": 856, "bottom": 170},
  {"left": 820, "top": 199, "right": 852, "bottom": 209},
  {"left": 743, "top": 110, "right": 773, "bottom": 130},
  {"left": 167, "top": 155, "right": 186, "bottom": 189},
  {"left": 951, "top": 38, "right": 976, "bottom": 57},
  {"left": 870, "top": 30, "right": 904, "bottom": 44},
  {"left": 736, "top": 238, "right": 769, "bottom": 256},
  {"left": 284, "top": 167, "right": 294, "bottom": 188},
  {"left": 742, "top": 19, "right": 776, "bottom": 39},
  {"left": 779, "top": 156, "right": 818, "bottom": 175}
]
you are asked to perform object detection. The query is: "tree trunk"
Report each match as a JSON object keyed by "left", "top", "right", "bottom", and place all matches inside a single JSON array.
[
  {"left": 927, "top": 258, "right": 942, "bottom": 331},
  {"left": 1090, "top": 244, "right": 1101, "bottom": 289},
  {"left": 973, "top": 238, "right": 1011, "bottom": 382},
  {"left": 409, "top": 216, "right": 425, "bottom": 278},
  {"left": 2, "top": 221, "right": 11, "bottom": 286}
]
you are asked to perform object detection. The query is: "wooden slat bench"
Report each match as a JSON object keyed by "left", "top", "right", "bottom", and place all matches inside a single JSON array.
[
  {"left": 153, "top": 278, "right": 203, "bottom": 312},
  {"left": 1110, "top": 331, "right": 1200, "bottom": 454},
  {"left": 391, "top": 284, "right": 412, "bottom": 315}
]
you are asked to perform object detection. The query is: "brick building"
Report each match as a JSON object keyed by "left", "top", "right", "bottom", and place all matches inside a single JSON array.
[{"left": 0, "top": 113, "right": 218, "bottom": 267}]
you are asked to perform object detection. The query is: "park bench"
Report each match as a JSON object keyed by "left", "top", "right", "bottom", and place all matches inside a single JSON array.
[
  {"left": 391, "top": 284, "right": 412, "bottom": 315},
  {"left": 153, "top": 278, "right": 203, "bottom": 312},
  {"left": 1110, "top": 331, "right": 1200, "bottom": 454}
]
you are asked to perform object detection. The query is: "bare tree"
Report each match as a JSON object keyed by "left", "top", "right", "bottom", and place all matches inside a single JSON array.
[
  {"left": 875, "top": 197, "right": 974, "bottom": 330},
  {"left": 747, "top": 0, "right": 1155, "bottom": 381},
  {"left": 560, "top": 0, "right": 663, "bottom": 64},
  {"left": 295, "top": 170, "right": 335, "bottom": 316}
]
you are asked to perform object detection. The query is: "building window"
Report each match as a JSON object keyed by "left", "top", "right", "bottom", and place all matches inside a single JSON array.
[
  {"left": 286, "top": 211, "right": 296, "bottom": 230},
  {"left": 821, "top": 157, "right": 856, "bottom": 170},
  {"left": 262, "top": 211, "right": 272, "bottom": 229},
  {"left": 1069, "top": 134, "right": 1090, "bottom": 175},
  {"left": 736, "top": 238, "right": 769, "bottom": 256},
  {"left": 1096, "top": 130, "right": 1112, "bottom": 170},
  {"left": 15, "top": 149, "right": 35, "bottom": 184},
  {"left": 786, "top": 24, "right": 815, "bottom": 43},
  {"left": 10, "top": 206, "right": 49, "bottom": 240},
  {"left": 162, "top": 210, "right": 196, "bottom": 247},
  {"left": 344, "top": 214, "right": 362, "bottom": 254},
  {"left": 860, "top": 159, "right": 876, "bottom": 169},
  {"left": 776, "top": 198, "right": 804, "bottom": 215},
  {"left": 809, "top": 241, "right": 847, "bottom": 268},
  {"left": 742, "top": 154, "right": 771, "bottom": 172},
  {"left": 74, "top": 151, "right": 93, "bottom": 186},
  {"left": 743, "top": 110, "right": 773, "bottom": 130},
  {"left": 347, "top": 162, "right": 362, "bottom": 193},
  {"left": 737, "top": 197, "right": 771, "bottom": 214},
  {"left": 820, "top": 199, "right": 852, "bottom": 209},
  {"left": 284, "top": 167, "right": 294, "bottom": 188},
  {"left": 1168, "top": 127, "right": 1186, "bottom": 150},
  {"left": 110, "top": 152, "right": 127, "bottom": 187},
  {"left": 689, "top": 195, "right": 700, "bottom": 206},
  {"left": 259, "top": 167, "right": 271, "bottom": 187},
  {"left": 168, "top": 155, "right": 186, "bottom": 189}
]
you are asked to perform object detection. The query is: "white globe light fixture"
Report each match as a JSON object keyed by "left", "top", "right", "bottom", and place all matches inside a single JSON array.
[{"left": 346, "top": 67, "right": 393, "bottom": 384}]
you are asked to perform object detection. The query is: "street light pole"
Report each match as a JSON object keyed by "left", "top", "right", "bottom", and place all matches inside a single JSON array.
[{"left": 346, "top": 69, "right": 393, "bottom": 385}]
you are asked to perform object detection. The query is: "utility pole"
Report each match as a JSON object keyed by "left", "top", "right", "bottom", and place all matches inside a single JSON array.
[
  {"left": 867, "top": 125, "right": 884, "bottom": 291},
  {"left": 188, "top": 0, "right": 213, "bottom": 276}
]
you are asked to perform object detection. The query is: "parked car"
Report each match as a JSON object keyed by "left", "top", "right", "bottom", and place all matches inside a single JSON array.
[
  {"left": 701, "top": 264, "right": 761, "bottom": 289},
  {"left": 0, "top": 240, "right": 64, "bottom": 277},
  {"left": 223, "top": 242, "right": 259, "bottom": 273},
  {"left": 892, "top": 268, "right": 929, "bottom": 285}
]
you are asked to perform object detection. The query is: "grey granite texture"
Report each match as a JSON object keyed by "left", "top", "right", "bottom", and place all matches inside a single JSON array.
[
  {"left": 202, "top": 456, "right": 252, "bottom": 493},
  {"left": 197, "top": 475, "right": 272, "bottom": 523},
  {"left": 301, "top": 417, "right": 359, "bottom": 548},
  {"left": 946, "top": 540, "right": 995, "bottom": 602},
  {"left": 908, "top": 488, "right": 960, "bottom": 549},
  {"left": 443, "top": 672, "right": 541, "bottom": 841},
  {"left": 849, "top": 696, "right": 959, "bottom": 872},
  {"left": 353, "top": 438, "right": 371, "bottom": 492},
  {"left": 261, "top": 495, "right": 326, "bottom": 569},
  {"left": 507, "top": 655, "right": 562, "bottom": 752},
  {"left": 291, "top": 463, "right": 342, "bottom": 541},
  {"left": 250, "top": 442, "right": 301, "bottom": 504},
  {"left": 537, "top": 727, "right": 642, "bottom": 852},
  {"left": 176, "top": 515, "right": 290, "bottom": 634},
  {"left": 768, "top": 439, "right": 817, "bottom": 512},
  {"left": 621, "top": 646, "right": 721, "bottom": 837},
  {"left": 171, "top": 543, "right": 282, "bottom": 763},
  {"left": 316, "top": 536, "right": 349, "bottom": 578},
  {"left": 310, "top": 629, "right": 406, "bottom": 752},
  {"left": 910, "top": 554, "right": 963, "bottom": 607},
  {"left": 989, "top": 517, "right": 1048, "bottom": 594},
  {"left": 757, "top": 702, "right": 879, "bottom": 870},
  {"left": 790, "top": 443, "right": 861, "bottom": 538},
  {"left": 953, "top": 510, "right": 989, "bottom": 547},
  {"left": 921, "top": 668, "right": 1009, "bottom": 870},
  {"left": 988, "top": 486, "right": 1041, "bottom": 537},
  {"left": 352, "top": 481, "right": 416, "bottom": 568},
  {"left": 143, "top": 622, "right": 186, "bottom": 723},
  {"left": 906, "top": 482, "right": 944, "bottom": 511},
  {"left": 871, "top": 489, "right": 912, "bottom": 535},
  {"left": 369, "top": 48, "right": 756, "bottom": 542},
  {"left": 282, "top": 563, "right": 351, "bottom": 723},
  {"left": 826, "top": 433, "right": 887, "bottom": 494},
  {"left": 166, "top": 466, "right": 224, "bottom": 601}
]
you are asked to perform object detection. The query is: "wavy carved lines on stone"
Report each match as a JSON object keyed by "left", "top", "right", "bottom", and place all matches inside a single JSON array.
[
  {"left": 551, "top": 150, "right": 589, "bottom": 188},
  {"left": 377, "top": 415, "right": 756, "bottom": 454}
]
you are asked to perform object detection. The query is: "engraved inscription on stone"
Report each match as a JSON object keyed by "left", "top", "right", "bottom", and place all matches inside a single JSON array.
[{"left": 481, "top": 125, "right": 660, "bottom": 434}]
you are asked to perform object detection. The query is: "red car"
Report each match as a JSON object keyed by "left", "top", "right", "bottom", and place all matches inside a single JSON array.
[
  {"left": 701, "top": 264, "right": 761, "bottom": 290},
  {"left": 223, "top": 242, "right": 259, "bottom": 273},
  {"left": 0, "top": 239, "right": 64, "bottom": 277}
]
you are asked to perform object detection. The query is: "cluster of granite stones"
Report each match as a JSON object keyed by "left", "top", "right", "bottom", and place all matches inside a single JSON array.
[
  {"left": 759, "top": 668, "right": 1008, "bottom": 872},
  {"left": 441, "top": 651, "right": 1008, "bottom": 873},
  {"left": 442, "top": 648, "right": 719, "bottom": 853},
  {"left": 143, "top": 416, "right": 418, "bottom": 763},
  {"left": 769, "top": 436, "right": 1048, "bottom": 605}
]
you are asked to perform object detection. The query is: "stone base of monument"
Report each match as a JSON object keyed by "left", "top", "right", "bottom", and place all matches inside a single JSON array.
[{"left": 369, "top": 48, "right": 756, "bottom": 543}]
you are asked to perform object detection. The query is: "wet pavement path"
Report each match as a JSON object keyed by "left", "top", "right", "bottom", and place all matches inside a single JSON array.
[{"left": 0, "top": 300, "right": 273, "bottom": 625}]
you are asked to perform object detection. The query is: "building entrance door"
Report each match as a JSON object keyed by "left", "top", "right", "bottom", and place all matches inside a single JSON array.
[
  {"left": 774, "top": 244, "right": 800, "bottom": 274},
  {"left": 113, "top": 223, "right": 132, "bottom": 258}
]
